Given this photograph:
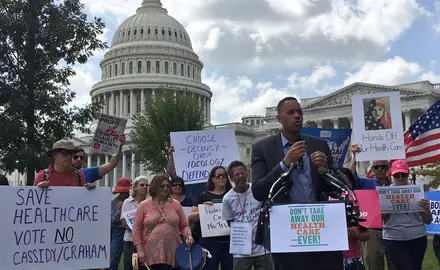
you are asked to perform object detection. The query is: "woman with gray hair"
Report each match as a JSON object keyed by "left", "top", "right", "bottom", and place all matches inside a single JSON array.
[{"left": 120, "top": 175, "right": 150, "bottom": 270}]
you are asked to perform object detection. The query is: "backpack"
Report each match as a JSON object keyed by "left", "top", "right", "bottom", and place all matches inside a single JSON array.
[{"left": 43, "top": 168, "right": 82, "bottom": 186}]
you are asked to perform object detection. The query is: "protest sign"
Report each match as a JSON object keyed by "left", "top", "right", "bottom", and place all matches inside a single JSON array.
[
  {"left": 122, "top": 209, "right": 136, "bottom": 230},
  {"left": 354, "top": 190, "right": 382, "bottom": 228},
  {"left": 270, "top": 202, "right": 348, "bottom": 253},
  {"left": 301, "top": 127, "right": 351, "bottom": 167},
  {"left": 198, "top": 203, "right": 230, "bottom": 238},
  {"left": 170, "top": 129, "right": 240, "bottom": 185},
  {"left": 91, "top": 114, "right": 127, "bottom": 155},
  {"left": 351, "top": 92, "right": 405, "bottom": 161},
  {"left": 376, "top": 185, "right": 424, "bottom": 213},
  {"left": 0, "top": 186, "right": 111, "bottom": 270},
  {"left": 229, "top": 222, "right": 252, "bottom": 255},
  {"left": 425, "top": 192, "right": 440, "bottom": 234}
]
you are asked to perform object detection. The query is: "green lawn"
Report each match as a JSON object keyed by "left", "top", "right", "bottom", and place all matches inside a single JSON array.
[{"left": 118, "top": 239, "right": 439, "bottom": 270}]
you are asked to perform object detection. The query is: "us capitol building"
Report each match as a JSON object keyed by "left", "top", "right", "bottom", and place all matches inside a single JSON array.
[{"left": 7, "top": 0, "right": 440, "bottom": 186}]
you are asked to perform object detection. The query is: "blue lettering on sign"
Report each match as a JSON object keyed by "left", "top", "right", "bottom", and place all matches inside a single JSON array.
[{"left": 11, "top": 188, "right": 108, "bottom": 267}]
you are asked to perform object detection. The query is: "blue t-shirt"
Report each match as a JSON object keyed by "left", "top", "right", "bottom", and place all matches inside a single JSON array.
[
  {"left": 354, "top": 172, "right": 392, "bottom": 190},
  {"left": 81, "top": 166, "right": 101, "bottom": 183}
]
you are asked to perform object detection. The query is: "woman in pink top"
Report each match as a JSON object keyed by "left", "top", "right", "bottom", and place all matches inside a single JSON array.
[{"left": 132, "top": 174, "right": 194, "bottom": 270}]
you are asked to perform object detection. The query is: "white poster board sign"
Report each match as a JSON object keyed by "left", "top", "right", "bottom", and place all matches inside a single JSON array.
[
  {"left": 376, "top": 185, "right": 425, "bottom": 213},
  {"left": 198, "top": 203, "right": 230, "bottom": 238},
  {"left": 0, "top": 186, "right": 111, "bottom": 270},
  {"left": 122, "top": 209, "right": 136, "bottom": 230},
  {"left": 91, "top": 114, "right": 127, "bottom": 155},
  {"left": 229, "top": 222, "right": 252, "bottom": 255},
  {"left": 182, "top": 206, "right": 192, "bottom": 217},
  {"left": 269, "top": 202, "right": 348, "bottom": 253},
  {"left": 351, "top": 92, "right": 405, "bottom": 161},
  {"left": 170, "top": 129, "right": 240, "bottom": 185}
]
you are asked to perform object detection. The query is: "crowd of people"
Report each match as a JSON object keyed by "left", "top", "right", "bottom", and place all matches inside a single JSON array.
[{"left": 1, "top": 96, "right": 440, "bottom": 270}]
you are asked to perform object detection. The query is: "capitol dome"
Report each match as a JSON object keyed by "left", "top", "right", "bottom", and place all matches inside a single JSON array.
[
  {"left": 111, "top": 0, "right": 192, "bottom": 49},
  {"left": 71, "top": 0, "right": 212, "bottom": 188},
  {"left": 89, "top": 0, "right": 212, "bottom": 131}
]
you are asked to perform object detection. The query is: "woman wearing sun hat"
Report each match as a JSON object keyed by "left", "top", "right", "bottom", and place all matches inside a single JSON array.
[
  {"left": 109, "top": 177, "right": 132, "bottom": 270},
  {"left": 33, "top": 140, "right": 87, "bottom": 187},
  {"left": 382, "top": 159, "right": 432, "bottom": 270}
]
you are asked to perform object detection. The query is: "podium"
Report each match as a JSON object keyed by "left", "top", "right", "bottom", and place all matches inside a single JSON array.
[{"left": 257, "top": 201, "right": 349, "bottom": 253}]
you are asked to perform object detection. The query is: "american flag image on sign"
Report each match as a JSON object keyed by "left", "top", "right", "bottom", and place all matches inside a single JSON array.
[{"left": 404, "top": 100, "right": 440, "bottom": 167}]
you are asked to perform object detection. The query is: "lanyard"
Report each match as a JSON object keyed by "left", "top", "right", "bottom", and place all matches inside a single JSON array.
[{"left": 236, "top": 191, "right": 247, "bottom": 221}]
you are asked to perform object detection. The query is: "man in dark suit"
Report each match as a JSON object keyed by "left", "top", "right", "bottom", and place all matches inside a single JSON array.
[{"left": 251, "top": 97, "right": 343, "bottom": 270}]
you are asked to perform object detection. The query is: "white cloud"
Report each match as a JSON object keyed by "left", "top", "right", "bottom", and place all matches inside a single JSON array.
[
  {"left": 203, "top": 73, "right": 291, "bottom": 123},
  {"left": 71, "top": 0, "right": 436, "bottom": 124},
  {"left": 70, "top": 64, "right": 99, "bottom": 107},
  {"left": 344, "top": 56, "right": 422, "bottom": 86},
  {"left": 420, "top": 71, "right": 440, "bottom": 83},
  {"left": 287, "top": 65, "right": 336, "bottom": 89}
]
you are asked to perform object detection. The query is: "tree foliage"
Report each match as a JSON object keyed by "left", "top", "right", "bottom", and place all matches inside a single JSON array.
[
  {"left": 416, "top": 161, "right": 440, "bottom": 189},
  {"left": 131, "top": 89, "right": 205, "bottom": 174},
  {"left": 0, "top": 0, "right": 106, "bottom": 185}
]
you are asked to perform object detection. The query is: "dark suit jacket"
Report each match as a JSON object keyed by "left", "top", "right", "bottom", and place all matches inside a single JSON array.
[
  {"left": 251, "top": 132, "right": 343, "bottom": 269},
  {"left": 251, "top": 132, "right": 334, "bottom": 203}
]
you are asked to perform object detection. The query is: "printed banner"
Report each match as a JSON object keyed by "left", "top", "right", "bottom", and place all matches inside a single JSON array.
[
  {"left": 269, "top": 202, "right": 348, "bottom": 253},
  {"left": 376, "top": 185, "right": 425, "bottom": 213},
  {"left": 354, "top": 190, "right": 382, "bottom": 229},
  {"left": 425, "top": 192, "right": 440, "bottom": 235},
  {"left": 301, "top": 127, "right": 351, "bottom": 167},
  {"left": 351, "top": 92, "right": 405, "bottom": 161},
  {"left": 0, "top": 186, "right": 111, "bottom": 270},
  {"left": 122, "top": 209, "right": 136, "bottom": 230},
  {"left": 198, "top": 203, "right": 230, "bottom": 238},
  {"left": 170, "top": 129, "right": 240, "bottom": 185},
  {"left": 91, "top": 114, "right": 127, "bottom": 156}
]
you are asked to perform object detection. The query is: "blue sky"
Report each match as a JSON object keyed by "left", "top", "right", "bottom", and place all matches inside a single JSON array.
[{"left": 72, "top": 0, "right": 440, "bottom": 124}]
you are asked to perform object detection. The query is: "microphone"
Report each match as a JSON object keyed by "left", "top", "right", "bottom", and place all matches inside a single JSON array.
[
  {"left": 332, "top": 165, "right": 352, "bottom": 187},
  {"left": 317, "top": 167, "right": 347, "bottom": 191},
  {"left": 294, "top": 133, "right": 304, "bottom": 171}
]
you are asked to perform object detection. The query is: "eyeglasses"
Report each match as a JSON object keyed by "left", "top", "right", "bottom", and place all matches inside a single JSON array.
[
  {"left": 160, "top": 184, "right": 171, "bottom": 189},
  {"left": 215, "top": 174, "right": 227, "bottom": 179},
  {"left": 172, "top": 183, "right": 183, "bottom": 187},
  {"left": 393, "top": 173, "right": 408, "bottom": 178},
  {"left": 373, "top": 165, "right": 388, "bottom": 170},
  {"left": 139, "top": 183, "right": 149, "bottom": 187},
  {"left": 73, "top": 155, "right": 84, "bottom": 161}
]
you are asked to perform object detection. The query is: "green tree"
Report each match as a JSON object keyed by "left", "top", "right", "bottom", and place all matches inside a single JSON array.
[
  {"left": 0, "top": 0, "right": 106, "bottom": 185},
  {"left": 131, "top": 88, "right": 205, "bottom": 174},
  {"left": 417, "top": 161, "right": 440, "bottom": 189}
]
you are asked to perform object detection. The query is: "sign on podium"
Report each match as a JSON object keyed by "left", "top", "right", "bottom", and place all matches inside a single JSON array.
[{"left": 269, "top": 202, "right": 349, "bottom": 253}]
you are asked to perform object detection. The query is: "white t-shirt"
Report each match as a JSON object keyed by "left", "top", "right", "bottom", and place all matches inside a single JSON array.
[
  {"left": 222, "top": 186, "right": 267, "bottom": 257},
  {"left": 121, "top": 196, "right": 139, "bottom": 242}
]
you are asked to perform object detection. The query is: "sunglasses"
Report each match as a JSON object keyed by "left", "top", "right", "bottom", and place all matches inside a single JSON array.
[
  {"left": 73, "top": 155, "right": 85, "bottom": 161},
  {"left": 215, "top": 174, "right": 227, "bottom": 179},
  {"left": 373, "top": 165, "right": 388, "bottom": 170},
  {"left": 57, "top": 150, "right": 73, "bottom": 157},
  {"left": 393, "top": 173, "right": 408, "bottom": 178},
  {"left": 160, "top": 184, "right": 171, "bottom": 189},
  {"left": 172, "top": 183, "right": 183, "bottom": 187}
]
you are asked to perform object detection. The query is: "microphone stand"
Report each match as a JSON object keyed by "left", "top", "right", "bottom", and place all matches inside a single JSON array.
[
  {"left": 260, "top": 163, "right": 295, "bottom": 251},
  {"left": 328, "top": 168, "right": 364, "bottom": 226}
]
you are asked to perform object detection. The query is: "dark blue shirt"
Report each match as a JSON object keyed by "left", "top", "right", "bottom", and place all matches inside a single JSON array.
[
  {"left": 354, "top": 172, "right": 392, "bottom": 190},
  {"left": 81, "top": 166, "right": 101, "bottom": 184}
]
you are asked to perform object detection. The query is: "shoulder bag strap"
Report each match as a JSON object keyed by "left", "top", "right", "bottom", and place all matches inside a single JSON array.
[{"left": 153, "top": 199, "right": 183, "bottom": 243}]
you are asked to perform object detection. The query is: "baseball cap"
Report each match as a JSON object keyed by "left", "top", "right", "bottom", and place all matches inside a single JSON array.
[{"left": 390, "top": 160, "right": 409, "bottom": 175}]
